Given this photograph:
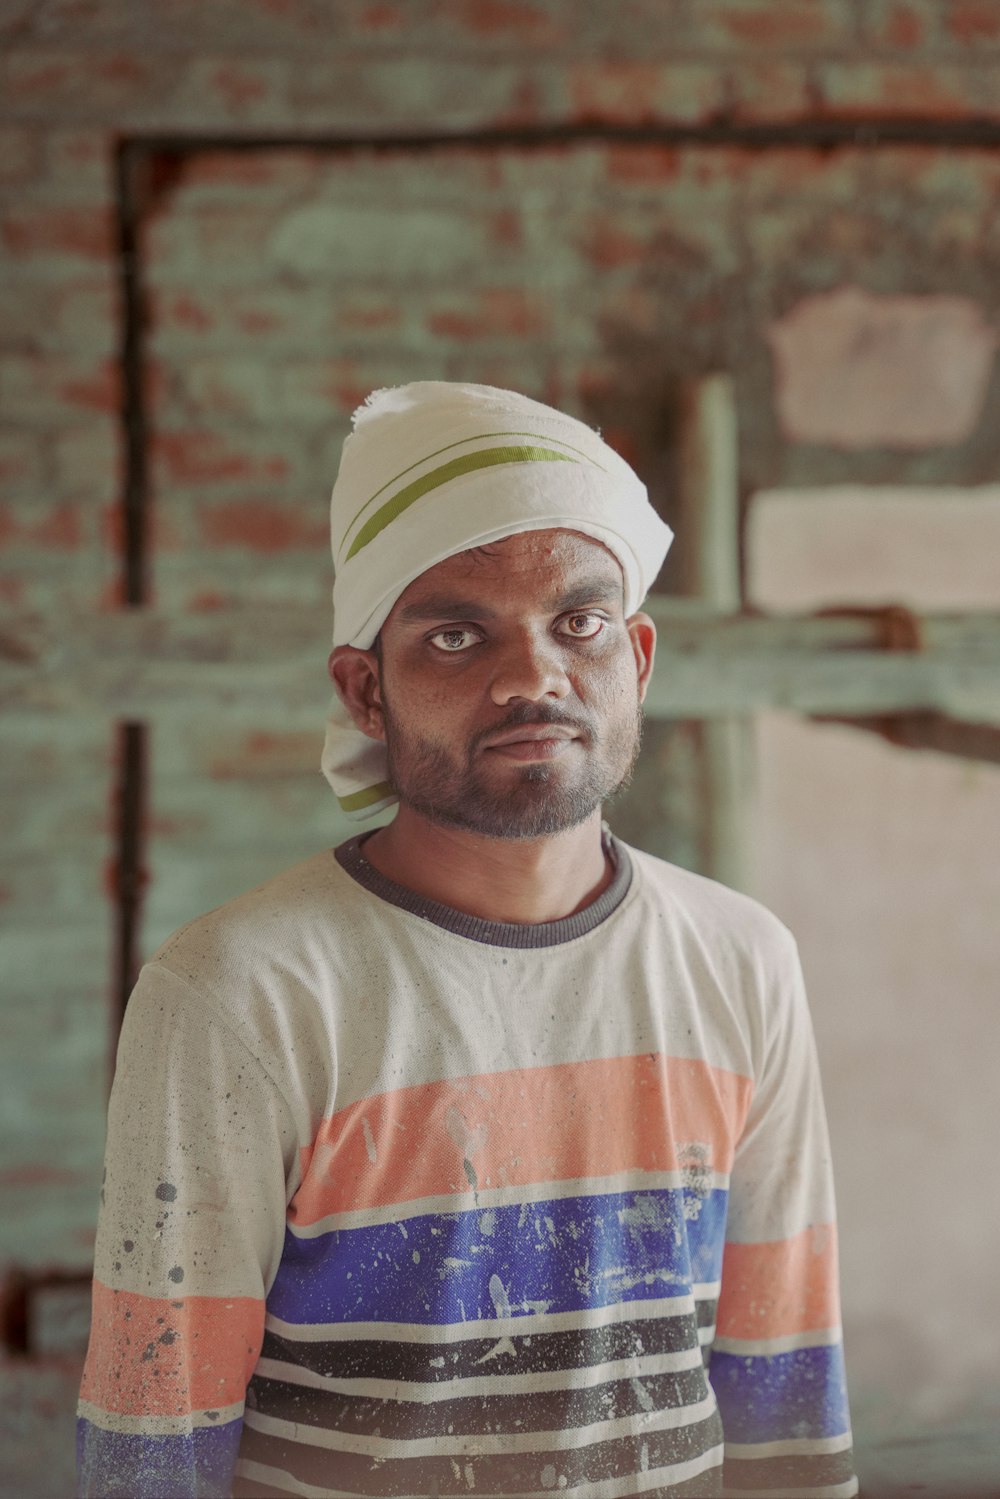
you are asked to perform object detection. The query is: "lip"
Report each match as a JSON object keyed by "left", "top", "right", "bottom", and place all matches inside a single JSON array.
[
  {"left": 483, "top": 725, "right": 579, "bottom": 749},
  {"left": 482, "top": 724, "right": 581, "bottom": 763}
]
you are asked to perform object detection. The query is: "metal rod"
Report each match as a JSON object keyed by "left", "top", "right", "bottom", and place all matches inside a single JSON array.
[
  {"left": 112, "top": 140, "right": 151, "bottom": 1034},
  {"left": 118, "top": 117, "right": 1000, "bottom": 156}
]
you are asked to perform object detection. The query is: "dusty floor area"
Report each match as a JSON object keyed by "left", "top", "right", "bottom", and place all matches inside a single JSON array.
[{"left": 3, "top": 1355, "right": 998, "bottom": 1499}]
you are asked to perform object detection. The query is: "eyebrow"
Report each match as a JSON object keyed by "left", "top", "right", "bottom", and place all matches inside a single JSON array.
[{"left": 395, "top": 576, "right": 624, "bottom": 625}]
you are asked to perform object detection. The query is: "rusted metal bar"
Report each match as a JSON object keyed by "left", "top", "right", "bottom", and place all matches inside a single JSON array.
[
  {"left": 112, "top": 139, "right": 152, "bottom": 1027},
  {"left": 0, "top": 1266, "right": 92, "bottom": 1358},
  {"left": 122, "top": 118, "right": 1000, "bottom": 157},
  {"left": 814, "top": 712, "right": 1000, "bottom": 765}
]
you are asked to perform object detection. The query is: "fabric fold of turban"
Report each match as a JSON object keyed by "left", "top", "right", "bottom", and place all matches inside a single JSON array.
[{"left": 321, "top": 381, "right": 674, "bottom": 820}]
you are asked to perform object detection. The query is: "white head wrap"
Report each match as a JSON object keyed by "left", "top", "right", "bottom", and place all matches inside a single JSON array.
[{"left": 322, "top": 381, "right": 673, "bottom": 819}]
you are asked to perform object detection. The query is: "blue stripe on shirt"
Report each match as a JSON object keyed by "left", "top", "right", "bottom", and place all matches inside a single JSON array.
[
  {"left": 76, "top": 1416, "right": 242, "bottom": 1499},
  {"left": 710, "top": 1342, "right": 851, "bottom": 1443},
  {"left": 268, "top": 1185, "right": 729, "bottom": 1325}
]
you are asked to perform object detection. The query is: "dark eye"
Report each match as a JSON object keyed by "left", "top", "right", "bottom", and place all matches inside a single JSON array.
[
  {"left": 429, "top": 628, "right": 479, "bottom": 653},
  {"left": 559, "top": 613, "right": 604, "bottom": 639}
]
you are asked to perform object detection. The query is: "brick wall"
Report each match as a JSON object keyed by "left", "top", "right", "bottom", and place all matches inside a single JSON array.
[{"left": 3, "top": 0, "right": 1000, "bottom": 1295}]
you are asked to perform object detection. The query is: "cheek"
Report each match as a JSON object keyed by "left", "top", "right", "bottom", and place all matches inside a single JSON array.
[
  {"left": 388, "top": 664, "right": 478, "bottom": 733},
  {"left": 577, "top": 647, "right": 639, "bottom": 713}
]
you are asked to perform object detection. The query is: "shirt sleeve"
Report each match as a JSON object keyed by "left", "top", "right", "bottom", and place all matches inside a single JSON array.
[
  {"left": 710, "top": 927, "right": 858, "bottom": 1498},
  {"left": 76, "top": 963, "right": 299, "bottom": 1499}
]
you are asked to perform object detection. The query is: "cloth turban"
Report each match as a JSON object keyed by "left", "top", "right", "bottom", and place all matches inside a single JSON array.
[{"left": 321, "top": 381, "right": 673, "bottom": 819}]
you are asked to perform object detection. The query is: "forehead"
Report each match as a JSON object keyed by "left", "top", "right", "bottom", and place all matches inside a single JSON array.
[{"left": 391, "top": 529, "right": 623, "bottom": 611}]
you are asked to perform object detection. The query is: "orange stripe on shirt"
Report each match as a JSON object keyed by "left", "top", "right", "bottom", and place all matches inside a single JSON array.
[
  {"left": 292, "top": 1053, "right": 752, "bottom": 1226},
  {"left": 716, "top": 1223, "right": 840, "bottom": 1340},
  {"left": 80, "top": 1280, "right": 263, "bottom": 1418}
]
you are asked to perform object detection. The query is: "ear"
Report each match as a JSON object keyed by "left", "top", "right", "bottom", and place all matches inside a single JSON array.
[
  {"left": 328, "top": 645, "right": 385, "bottom": 742},
  {"left": 625, "top": 612, "right": 656, "bottom": 704}
]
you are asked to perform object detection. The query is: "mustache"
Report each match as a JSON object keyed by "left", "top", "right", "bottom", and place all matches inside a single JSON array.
[{"left": 471, "top": 703, "right": 593, "bottom": 751}]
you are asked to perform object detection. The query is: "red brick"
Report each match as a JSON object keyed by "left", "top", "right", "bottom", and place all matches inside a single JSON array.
[
  {"left": 61, "top": 360, "right": 119, "bottom": 412},
  {"left": 152, "top": 286, "right": 390, "bottom": 348},
  {"left": 691, "top": 0, "right": 856, "bottom": 53},
  {"left": 818, "top": 60, "right": 998, "bottom": 116},
  {"left": 1, "top": 204, "right": 115, "bottom": 265},
  {"left": 53, "top": 424, "right": 122, "bottom": 503},
  {"left": 192, "top": 206, "right": 280, "bottom": 266},
  {"left": 151, "top": 290, "right": 217, "bottom": 336},
  {"left": 101, "top": 493, "right": 185, "bottom": 555},
  {"left": 426, "top": 288, "right": 551, "bottom": 340},
  {"left": 947, "top": 0, "right": 1000, "bottom": 43},
  {"left": 149, "top": 287, "right": 315, "bottom": 348},
  {"left": 0, "top": 48, "right": 175, "bottom": 121},
  {"left": 52, "top": 282, "right": 118, "bottom": 348},
  {"left": 42, "top": 128, "right": 115, "bottom": 194},
  {"left": 0, "top": 577, "right": 27, "bottom": 607},
  {"left": 154, "top": 557, "right": 330, "bottom": 616},
  {"left": 188, "top": 588, "right": 231, "bottom": 611},
  {"left": 175, "top": 56, "right": 291, "bottom": 124},
  {"left": 484, "top": 207, "right": 524, "bottom": 251},
  {"left": 0, "top": 126, "right": 40, "bottom": 183},
  {"left": 572, "top": 359, "right": 620, "bottom": 407},
  {"left": 432, "top": 0, "right": 570, "bottom": 44},
  {"left": 206, "top": 729, "right": 321, "bottom": 779},
  {"left": 276, "top": 360, "right": 375, "bottom": 423},
  {"left": 94, "top": 576, "right": 125, "bottom": 609},
  {"left": 0, "top": 1165, "right": 77, "bottom": 1188},
  {"left": 143, "top": 0, "right": 331, "bottom": 50},
  {"left": 0, "top": 354, "right": 119, "bottom": 420},
  {"left": 724, "top": 60, "right": 816, "bottom": 121},
  {"left": 576, "top": 222, "right": 651, "bottom": 270},
  {"left": 198, "top": 497, "right": 327, "bottom": 552},
  {"left": 861, "top": 1, "right": 937, "bottom": 51},
  {"left": 335, "top": 295, "right": 404, "bottom": 334},
  {"left": 151, "top": 430, "right": 294, "bottom": 487},
  {"left": 356, "top": 1, "right": 408, "bottom": 32},
  {"left": 231, "top": 293, "right": 298, "bottom": 338},
  {"left": 731, "top": 144, "right": 860, "bottom": 205},
  {"left": 0, "top": 433, "right": 43, "bottom": 496},
  {"left": 0, "top": 280, "right": 117, "bottom": 359},
  {"left": 167, "top": 149, "right": 319, "bottom": 207},
  {"left": 604, "top": 145, "right": 682, "bottom": 184},
  {"left": 176, "top": 357, "right": 274, "bottom": 421},
  {"left": 142, "top": 208, "right": 279, "bottom": 283},
  {"left": 443, "top": 353, "right": 548, "bottom": 397},
  {"left": 0, "top": 499, "right": 85, "bottom": 550},
  {"left": 0, "top": 280, "right": 113, "bottom": 351},
  {"left": 568, "top": 61, "right": 725, "bottom": 125},
  {"left": 287, "top": 57, "right": 552, "bottom": 131}
]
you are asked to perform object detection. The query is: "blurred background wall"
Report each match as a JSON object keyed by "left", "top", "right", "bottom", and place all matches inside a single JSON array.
[{"left": 2, "top": 2, "right": 1000, "bottom": 1494}]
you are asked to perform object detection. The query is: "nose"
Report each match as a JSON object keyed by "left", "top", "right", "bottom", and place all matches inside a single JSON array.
[{"left": 489, "top": 629, "right": 572, "bottom": 707}]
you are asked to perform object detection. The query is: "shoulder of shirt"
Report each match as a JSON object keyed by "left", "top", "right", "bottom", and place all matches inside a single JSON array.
[
  {"left": 146, "top": 846, "right": 360, "bottom": 983},
  {"left": 621, "top": 839, "right": 799, "bottom": 964}
]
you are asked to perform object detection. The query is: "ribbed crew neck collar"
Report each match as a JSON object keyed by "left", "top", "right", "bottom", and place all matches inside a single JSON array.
[{"left": 333, "top": 830, "right": 632, "bottom": 949}]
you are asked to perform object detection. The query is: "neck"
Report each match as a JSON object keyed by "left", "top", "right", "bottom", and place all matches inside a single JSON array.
[{"left": 359, "top": 805, "right": 612, "bottom": 924}]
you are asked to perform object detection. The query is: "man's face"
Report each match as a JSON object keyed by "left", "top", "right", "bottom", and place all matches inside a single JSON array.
[{"left": 366, "top": 529, "right": 654, "bottom": 840}]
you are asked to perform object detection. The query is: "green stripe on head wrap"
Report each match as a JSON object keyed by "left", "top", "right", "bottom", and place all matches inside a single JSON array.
[
  {"left": 344, "top": 445, "right": 582, "bottom": 561},
  {"left": 337, "top": 780, "right": 395, "bottom": 814}
]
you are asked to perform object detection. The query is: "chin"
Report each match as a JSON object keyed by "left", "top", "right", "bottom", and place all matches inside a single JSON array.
[{"left": 414, "top": 782, "right": 605, "bottom": 842}]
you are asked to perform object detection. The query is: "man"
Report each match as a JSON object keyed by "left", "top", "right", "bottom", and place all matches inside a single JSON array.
[{"left": 78, "top": 383, "right": 857, "bottom": 1497}]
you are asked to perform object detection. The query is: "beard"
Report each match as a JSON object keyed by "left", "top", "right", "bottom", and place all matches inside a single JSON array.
[{"left": 381, "top": 694, "right": 644, "bottom": 841}]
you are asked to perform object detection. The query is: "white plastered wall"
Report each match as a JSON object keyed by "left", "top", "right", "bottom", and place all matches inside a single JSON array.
[{"left": 746, "top": 487, "right": 1000, "bottom": 1421}]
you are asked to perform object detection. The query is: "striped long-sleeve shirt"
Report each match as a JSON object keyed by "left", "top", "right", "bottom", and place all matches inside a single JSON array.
[{"left": 77, "top": 835, "right": 857, "bottom": 1498}]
